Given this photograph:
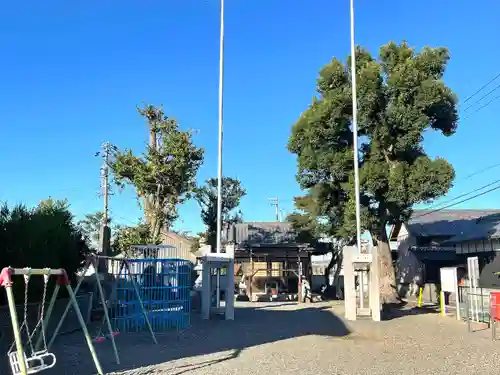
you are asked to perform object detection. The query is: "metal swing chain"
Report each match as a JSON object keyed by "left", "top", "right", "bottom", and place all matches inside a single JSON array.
[
  {"left": 28, "top": 272, "right": 50, "bottom": 354},
  {"left": 37, "top": 273, "right": 50, "bottom": 352},
  {"left": 8, "top": 271, "right": 34, "bottom": 355}
]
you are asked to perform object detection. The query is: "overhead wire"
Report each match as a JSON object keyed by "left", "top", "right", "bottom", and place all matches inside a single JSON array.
[
  {"left": 424, "top": 178, "right": 500, "bottom": 210},
  {"left": 462, "top": 72, "right": 500, "bottom": 104},
  {"left": 460, "top": 72, "right": 500, "bottom": 120},
  {"left": 414, "top": 183, "right": 500, "bottom": 219},
  {"left": 463, "top": 82, "right": 500, "bottom": 112}
]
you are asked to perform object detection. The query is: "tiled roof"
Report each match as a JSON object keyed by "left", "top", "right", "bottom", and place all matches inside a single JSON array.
[
  {"left": 228, "top": 222, "right": 299, "bottom": 247},
  {"left": 406, "top": 209, "right": 500, "bottom": 243}
]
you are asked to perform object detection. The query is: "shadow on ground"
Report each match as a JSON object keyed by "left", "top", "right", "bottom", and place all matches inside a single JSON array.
[
  {"left": 3, "top": 303, "right": 349, "bottom": 375},
  {"left": 382, "top": 301, "right": 439, "bottom": 321}
]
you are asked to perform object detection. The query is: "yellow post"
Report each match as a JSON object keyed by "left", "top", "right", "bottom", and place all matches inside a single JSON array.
[
  {"left": 417, "top": 287, "right": 423, "bottom": 307},
  {"left": 440, "top": 291, "right": 446, "bottom": 316}
]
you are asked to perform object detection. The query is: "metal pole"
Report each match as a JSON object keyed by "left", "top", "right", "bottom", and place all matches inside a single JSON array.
[
  {"left": 349, "top": 0, "right": 364, "bottom": 310},
  {"left": 93, "top": 260, "right": 120, "bottom": 364},
  {"left": 215, "top": 0, "right": 225, "bottom": 310},
  {"left": 349, "top": 0, "right": 362, "bottom": 254},
  {"left": 48, "top": 261, "right": 89, "bottom": 349},
  {"left": 5, "top": 285, "right": 28, "bottom": 375},
  {"left": 123, "top": 261, "right": 158, "bottom": 345},
  {"left": 65, "top": 284, "right": 104, "bottom": 375}
]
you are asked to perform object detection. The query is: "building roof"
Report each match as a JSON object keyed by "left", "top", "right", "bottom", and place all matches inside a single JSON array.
[
  {"left": 228, "top": 222, "right": 302, "bottom": 247},
  {"left": 163, "top": 231, "right": 195, "bottom": 244},
  {"left": 391, "top": 209, "right": 500, "bottom": 244},
  {"left": 443, "top": 213, "right": 500, "bottom": 243}
]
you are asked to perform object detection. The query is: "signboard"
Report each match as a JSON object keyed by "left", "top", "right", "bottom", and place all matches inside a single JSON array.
[{"left": 440, "top": 267, "right": 458, "bottom": 293}]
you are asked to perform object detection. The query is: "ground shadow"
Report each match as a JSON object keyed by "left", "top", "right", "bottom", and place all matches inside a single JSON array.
[
  {"left": 1, "top": 303, "right": 350, "bottom": 375},
  {"left": 382, "top": 301, "right": 439, "bottom": 321}
]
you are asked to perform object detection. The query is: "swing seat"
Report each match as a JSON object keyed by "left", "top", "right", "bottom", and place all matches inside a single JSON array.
[
  {"left": 8, "top": 350, "right": 56, "bottom": 375},
  {"left": 93, "top": 336, "right": 106, "bottom": 343}
]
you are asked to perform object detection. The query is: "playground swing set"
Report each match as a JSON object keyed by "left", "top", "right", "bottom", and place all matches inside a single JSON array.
[
  {"left": 0, "top": 260, "right": 159, "bottom": 375},
  {"left": 0, "top": 266, "right": 104, "bottom": 375},
  {"left": 48, "top": 254, "right": 158, "bottom": 366}
]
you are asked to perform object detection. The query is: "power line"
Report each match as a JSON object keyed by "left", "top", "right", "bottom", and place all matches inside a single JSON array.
[
  {"left": 463, "top": 72, "right": 500, "bottom": 104},
  {"left": 425, "top": 178, "right": 500, "bottom": 210},
  {"left": 461, "top": 162, "right": 500, "bottom": 181},
  {"left": 463, "top": 93, "right": 500, "bottom": 120},
  {"left": 463, "top": 82, "right": 500, "bottom": 112},
  {"left": 414, "top": 183, "right": 500, "bottom": 219}
]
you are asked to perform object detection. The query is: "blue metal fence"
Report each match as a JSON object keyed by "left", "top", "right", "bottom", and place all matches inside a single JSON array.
[{"left": 109, "top": 258, "right": 192, "bottom": 333}]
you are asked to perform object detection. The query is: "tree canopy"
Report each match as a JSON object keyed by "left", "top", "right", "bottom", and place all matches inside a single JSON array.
[
  {"left": 78, "top": 211, "right": 113, "bottom": 251},
  {"left": 288, "top": 41, "right": 458, "bottom": 301},
  {"left": 0, "top": 198, "right": 89, "bottom": 302},
  {"left": 194, "top": 177, "right": 246, "bottom": 251},
  {"left": 110, "top": 104, "right": 204, "bottom": 241},
  {"left": 111, "top": 222, "right": 157, "bottom": 257}
]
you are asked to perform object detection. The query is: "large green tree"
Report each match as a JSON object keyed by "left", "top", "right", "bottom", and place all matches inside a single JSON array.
[
  {"left": 110, "top": 104, "right": 204, "bottom": 241},
  {"left": 288, "top": 41, "right": 458, "bottom": 302},
  {"left": 194, "top": 177, "right": 246, "bottom": 251}
]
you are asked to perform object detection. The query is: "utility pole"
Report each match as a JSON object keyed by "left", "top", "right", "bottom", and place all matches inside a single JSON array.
[
  {"left": 96, "top": 141, "right": 113, "bottom": 258},
  {"left": 101, "top": 142, "right": 111, "bottom": 226},
  {"left": 268, "top": 197, "right": 279, "bottom": 222},
  {"left": 280, "top": 209, "right": 287, "bottom": 222}
]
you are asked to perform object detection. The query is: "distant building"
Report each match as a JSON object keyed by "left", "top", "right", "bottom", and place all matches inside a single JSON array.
[{"left": 389, "top": 209, "right": 500, "bottom": 296}]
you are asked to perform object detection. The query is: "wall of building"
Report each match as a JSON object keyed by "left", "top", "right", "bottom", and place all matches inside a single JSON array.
[
  {"left": 455, "top": 238, "right": 500, "bottom": 254},
  {"left": 162, "top": 232, "right": 197, "bottom": 263},
  {"left": 394, "top": 225, "right": 424, "bottom": 297}
]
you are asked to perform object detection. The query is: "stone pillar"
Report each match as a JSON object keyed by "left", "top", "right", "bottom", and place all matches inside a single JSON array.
[
  {"left": 225, "top": 261, "right": 235, "bottom": 320},
  {"left": 201, "top": 263, "right": 211, "bottom": 320},
  {"left": 369, "top": 246, "right": 381, "bottom": 321},
  {"left": 343, "top": 246, "right": 357, "bottom": 321}
]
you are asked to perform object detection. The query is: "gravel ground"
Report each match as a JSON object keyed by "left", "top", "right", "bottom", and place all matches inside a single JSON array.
[{"left": 2, "top": 301, "right": 500, "bottom": 375}]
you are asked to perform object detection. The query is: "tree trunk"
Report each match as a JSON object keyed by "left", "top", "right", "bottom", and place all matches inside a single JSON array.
[{"left": 375, "top": 225, "right": 399, "bottom": 304}]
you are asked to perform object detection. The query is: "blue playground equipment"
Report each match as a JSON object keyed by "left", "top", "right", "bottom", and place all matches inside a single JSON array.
[{"left": 109, "top": 258, "right": 192, "bottom": 333}]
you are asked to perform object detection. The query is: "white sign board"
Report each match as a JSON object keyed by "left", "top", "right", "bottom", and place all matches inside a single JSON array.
[{"left": 440, "top": 267, "right": 458, "bottom": 293}]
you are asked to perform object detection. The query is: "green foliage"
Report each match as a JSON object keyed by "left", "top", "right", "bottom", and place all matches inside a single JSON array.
[
  {"left": 194, "top": 177, "right": 246, "bottom": 251},
  {"left": 0, "top": 198, "right": 89, "bottom": 303},
  {"left": 77, "top": 211, "right": 113, "bottom": 251},
  {"left": 110, "top": 104, "right": 204, "bottom": 240},
  {"left": 111, "top": 222, "right": 159, "bottom": 257},
  {"left": 288, "top": 41, "right": 458, "bottom": 300}
]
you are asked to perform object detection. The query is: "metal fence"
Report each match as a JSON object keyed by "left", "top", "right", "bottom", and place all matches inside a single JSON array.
[
  {"left": 458, "top": 286, "right": 491, "bottom": 324},
  {"left": 108, "top": 257, "right": 192, "bottom": 333}
]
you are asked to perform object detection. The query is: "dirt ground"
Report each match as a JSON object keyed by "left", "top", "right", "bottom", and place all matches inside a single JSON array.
[{"left": 2, "top": 301, "right": 500, "bottom": 375}]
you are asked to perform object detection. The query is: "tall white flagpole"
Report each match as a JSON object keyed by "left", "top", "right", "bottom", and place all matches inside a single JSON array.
[
  {"left": 349, "top": 0, "right": 364, "bottom": 308},
  {"left": 215, "top": 0, "right": 225, "bottom": 309}
]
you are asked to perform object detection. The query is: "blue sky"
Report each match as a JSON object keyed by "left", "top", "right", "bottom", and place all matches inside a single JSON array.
[{"left": 0, "top": 0, "right": 499, "bottom": 234}]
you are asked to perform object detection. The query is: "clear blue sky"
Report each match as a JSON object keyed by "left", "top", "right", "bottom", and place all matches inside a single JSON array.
[{"left": 1, "top": 0, "right": 499, "bottom": 234}]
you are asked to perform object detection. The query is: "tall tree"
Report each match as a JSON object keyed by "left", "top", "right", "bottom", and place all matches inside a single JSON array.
[
  {"left": 194, "top": 177, "right": 246, "bottom": 251},
  {"left": 110, "top": 104, "right": 204, "bottom": 241},
  {"left": 288, "top": 41, "right": 458, "bottom": 302}
]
